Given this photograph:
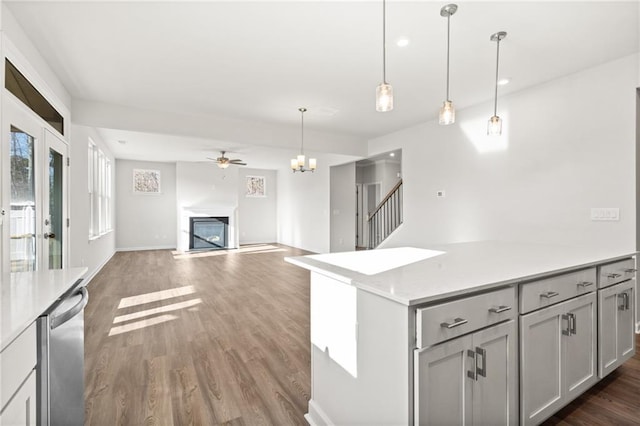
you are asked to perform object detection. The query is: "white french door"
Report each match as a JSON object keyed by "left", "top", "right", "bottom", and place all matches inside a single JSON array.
[{"left": 1, "top": 95, "right": 68, "bottom": 273}]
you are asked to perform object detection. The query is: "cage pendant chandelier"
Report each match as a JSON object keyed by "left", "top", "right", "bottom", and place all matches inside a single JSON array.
[
  {"left": 439, "top": 4, "right": 457, "bottom": 125},
  {"left": 291, "top": 107, "right": 316, "bottom": 173}
]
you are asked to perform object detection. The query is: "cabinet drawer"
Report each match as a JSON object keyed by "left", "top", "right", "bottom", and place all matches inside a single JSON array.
[
  {"left": 1, "top": 322, "right": 37, "bottom": 411},
  {"left": 416, "top": 286, "right": 516, "bottom": 348},
  {"left": 520, "top": 268, "right": 596, "bottom": 314},
  {"left": 599, "top": 258, "right": 636, "bottom": 289}
]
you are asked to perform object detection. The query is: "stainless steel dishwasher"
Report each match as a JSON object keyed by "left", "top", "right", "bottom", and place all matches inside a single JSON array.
[{"left": 37, "top": 279, "right": 88, "bottom": 426}]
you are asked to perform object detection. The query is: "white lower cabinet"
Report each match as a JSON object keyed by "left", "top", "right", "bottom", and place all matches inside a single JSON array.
[
  {"left": 0, "top": 370, "right": 36, "bottom": 426},
  {"left": 598, "top": 279, "right": 635, "bottom": 378},
  {"left": 520, "top": 292, "right": 597, "bottom": 425},
  {"left": 415, "top": 320, "right": 517, "bottom": 425}
]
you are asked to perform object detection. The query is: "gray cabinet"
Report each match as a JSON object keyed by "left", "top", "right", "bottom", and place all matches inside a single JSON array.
[
  {"left": 415, "top": 320, "right": 517, "bottom": 425},
  {"left": 598, "top": 279, "right": 635, "bottom": 378},
  {"left": 520, "top": 292, "right": 597, "bottom": 425}
]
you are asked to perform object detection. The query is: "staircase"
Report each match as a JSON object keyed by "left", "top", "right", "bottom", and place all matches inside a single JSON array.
[{"left": 367, "top": 179, "right": 403, "bottom": 249}]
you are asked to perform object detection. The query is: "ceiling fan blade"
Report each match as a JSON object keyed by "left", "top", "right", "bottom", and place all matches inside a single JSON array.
[{"left": 232, "top": 162, "right": 247, "bottom": 166}]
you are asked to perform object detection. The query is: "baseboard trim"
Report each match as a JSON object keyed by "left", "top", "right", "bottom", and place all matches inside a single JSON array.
[
  {"left": 306, "top": 399, "right": 333, "bottom": 426},
  {"left": 116, "top": 245, "right": 176, "bottom": 252},
  {"left": 83, "top": 250, "right": 116, "bottom": 286}
]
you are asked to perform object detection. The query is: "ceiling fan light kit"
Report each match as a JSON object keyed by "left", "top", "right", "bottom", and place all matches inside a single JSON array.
[{"left": 208, "top": 151, "right": 247, "bottom": 168}]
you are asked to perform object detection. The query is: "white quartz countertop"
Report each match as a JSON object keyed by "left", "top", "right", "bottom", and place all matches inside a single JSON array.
[
  {"left": 285, "top": 241, "right": 636, "bottom": 306},
  {"left": 1, "top": 267, "right": 87, "bottom": 351}
]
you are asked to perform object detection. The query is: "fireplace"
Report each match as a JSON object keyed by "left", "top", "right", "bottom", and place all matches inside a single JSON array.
[{"left": 189, "top": 217, "right": 229, "bottom": 250}]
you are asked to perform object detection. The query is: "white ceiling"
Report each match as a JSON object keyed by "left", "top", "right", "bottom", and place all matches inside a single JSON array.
[{"left": 5, "top": 1, "right": 639, "bottom": 165}]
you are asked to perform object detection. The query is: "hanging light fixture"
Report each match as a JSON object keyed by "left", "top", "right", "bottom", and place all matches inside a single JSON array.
[
  {"left": 291, "top": 107, "right": 316, "bottom": 173},
  {"left": 375, "top": 0, "right": 393, "bottom": 112},
  {"left": 488, "top": 31, "right": 507, "bottom": 136},
  {"left": 439, "top": 4, "right": 457, "bottom": 125}
]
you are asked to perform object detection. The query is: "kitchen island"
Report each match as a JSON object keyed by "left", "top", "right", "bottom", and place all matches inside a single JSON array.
[
  {"left": 286, "top": 241, "right": 637, "bottom": 425},
  {"left": 0, "top": 267, "right": 87, "bottom": 425}
]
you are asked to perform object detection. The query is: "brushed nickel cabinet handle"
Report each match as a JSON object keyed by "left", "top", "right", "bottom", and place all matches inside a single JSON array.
[
  {"left": 607, "top": 273, "right": 622, "bottom": 279},
  {"left": 440, "top": 317, "right": 468, "bottom": 329},
  {"left": 540, "top": 291, "right": 559, "bottom": 299},
  {"left": 475, "top": 347, "right": 487, "bottom": 378},
  {"left": 624, "top": 268, "right": 637, "bottom": 273},
  {"left": 619, "top": 292, "right": 630, "bottom": 311},
  {"left": 488, "top": 305, "right": 511, "bottom": 314},
  {"left": 569, "top": 312, "right": 577, "bottom": 335},
  {"left": 467, "top": 349, "right": 477, "bottom": 380},
  {"left": 562, "top": 314, "right": 571, "bottom": 336},
  {"left": 577, "top": 281, "right": 594, "bottom": 288}
]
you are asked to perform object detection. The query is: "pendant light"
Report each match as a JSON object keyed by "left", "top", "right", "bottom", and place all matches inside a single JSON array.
[
  {"left": 375, "top": 0, "right": 393, "bottom": 112},
  {"left": 291, "top": 107, "right": 316, "bottom": 173},
  {"left": 488, "top": 31, "right": 507, "bottom": 136},
  {"left": 439, "top": 4, "right": 457, "bottom": 125}
]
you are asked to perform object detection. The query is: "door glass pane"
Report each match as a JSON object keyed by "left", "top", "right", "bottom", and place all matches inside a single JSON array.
[
  {"left": 49, "top": 148, "right": 63, "bottom": 269},
  {"left": 10, "top": 126, "right": 36, "bottom": 272}
]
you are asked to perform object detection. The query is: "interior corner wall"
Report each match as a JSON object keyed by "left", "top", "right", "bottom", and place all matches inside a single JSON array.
[
  {"left": 369, "top": 54, "right": 638, "bottom": 253},
  {"left": 330, "top": 162, "right": 356, "bottom": 253},
  {"left": 115, "top": 160, "right": 177, "bottom": 251},
  {"left": 237, "top": 168, "right": 277, "bottom": 244},
  {"left": 69, "top": 125, "right": 116, "bottom": 280},
  {"left": 277, "top": 161, "right": 331, "bottom": 254}
]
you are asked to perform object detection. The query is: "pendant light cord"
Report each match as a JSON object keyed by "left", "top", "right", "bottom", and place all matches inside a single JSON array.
[
  {"left": 300, "top": 109, "right": 304, "bottom": 155},
  {"left": 493, "top": 38, "right": 501, "bottom": 116},
  {"left": 382, "top": 0, "right": 387, "bottom": 84},
  {"left": 446, "top": 14, "right": 451, "bottom": 101}
]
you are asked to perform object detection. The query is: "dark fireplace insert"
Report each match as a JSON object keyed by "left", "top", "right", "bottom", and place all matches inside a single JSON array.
[{"left": 189, "top": 216, "right": 229, "bottom": 250}]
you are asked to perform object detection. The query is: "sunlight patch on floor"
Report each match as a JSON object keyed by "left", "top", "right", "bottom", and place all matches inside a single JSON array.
[
  {"left": 113, "top": 298, "right": 203, "bottom": 324},
  {"left": 117, "top": 285, "right": 196, "bottom": 309},
  {"left": 172, "top": 244, "right": 285, "bottom": 260},
  {"left": 108, "top": 314, "right": 178, "bottom": 336}
]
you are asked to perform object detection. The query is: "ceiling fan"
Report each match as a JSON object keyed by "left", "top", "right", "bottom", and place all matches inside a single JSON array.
[{"left": 207, "top": 151, "right": 247, "bottom": 169}]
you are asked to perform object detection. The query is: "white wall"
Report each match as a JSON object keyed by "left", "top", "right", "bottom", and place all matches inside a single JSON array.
[
  {"left": 69, "top": 125, "right": 116, "bottom": 279},
  {"left": 115, "top": 160, "right": 176, "bottom": 250},
  {"left": 330, "top": 162, "right": 356, "bottom": 252},
  {"left": 370, "top": 54, "right": 638, "bottom": 253},
  {"left": 237, "top": 168, "right": 277, "bottom": 244}
]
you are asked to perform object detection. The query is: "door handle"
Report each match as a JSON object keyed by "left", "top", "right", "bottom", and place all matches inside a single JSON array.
[
  {"left": 562, "top": 314, "right": 571, "bottom": 336},
  {"left": 44, "top": 232, "right": 56, "bottom": 239},
  {"left": 440, "top": 317, "right": 468, "bottom": 329},
  {"left": 467, "top": 350, "right": 477, "bottom": 380},
  {"left": 540, "top": 291, "right": 559, "bottom": 299},
  {"left": 569, "top": 312, "right": 577, "bottom": 335},
  {"left": 476, "top": 347, "right": 487, "bottom": 378},
  {"left": 488, "top": 305, "right": 511, "bottom": 314}
]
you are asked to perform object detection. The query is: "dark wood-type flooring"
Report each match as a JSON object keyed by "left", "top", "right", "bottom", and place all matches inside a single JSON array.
[{"left": 85, "top": 244, "right": 640, "bottom": 425}]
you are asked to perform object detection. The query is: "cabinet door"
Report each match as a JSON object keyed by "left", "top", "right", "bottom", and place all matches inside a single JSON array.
[
  {"left": 520, "top": 302, "right": 564, "bottom": 426},
  {"left": 600, "top": 280, "right": 636, "bottom": 378},
  {"left": 598, "top": 283, "right": 621, "bottom": 377},
  {"left": 0, "top": 369, "right": 36, "bottom": 426},
  {"left": 472, "top": 320, "right": 518, "bottom": 426},
  {"left": 563, "top": 293, "right": 597, "bottom": 401},
  {"left": 617, "top": 284, "right": 635, "bottom": 362},
  {"left": 415, "top": 335, "right": 473, "bottom": 426}
]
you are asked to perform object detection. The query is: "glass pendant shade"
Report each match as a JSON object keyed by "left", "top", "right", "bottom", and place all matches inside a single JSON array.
[
  {"left": 487, "top": 115, "right": 502, "bottom": 136},
  {"left": 297, "top": 154, "right": 305, "bottom": 167},
  {"left": 290, "top": 159, "right": 298, "bottom": 171},
  {"left": 290, "top": 107, "right": 317, "bottom": 172},
  {"left": 376, "top": 83, "right": 393, "bottom": 112},
  {"left": 218, "top": 162, "right": 230, "bottom": 169},
  {"left": 309, "top": 158, "right": 317, "bottom": 171},
  {"left": 439, "top": 100, "right": 455, "bottom": 125}
]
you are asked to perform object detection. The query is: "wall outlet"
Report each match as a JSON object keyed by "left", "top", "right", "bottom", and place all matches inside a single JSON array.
[
  {"left": 436, "top": 190, "right": 446, "bottom": 198},
  {"left": 591, "top": 208, "right": 620, "bottom": 221}
]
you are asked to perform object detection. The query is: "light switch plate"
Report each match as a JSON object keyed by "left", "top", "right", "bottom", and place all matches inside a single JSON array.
[{"left": 591, "top": 208, "right": 620, "bottom": 221}]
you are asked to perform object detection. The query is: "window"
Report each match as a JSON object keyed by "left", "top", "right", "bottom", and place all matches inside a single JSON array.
[{"left": 88, "top": 139, "right": 112, "bottom": 238}]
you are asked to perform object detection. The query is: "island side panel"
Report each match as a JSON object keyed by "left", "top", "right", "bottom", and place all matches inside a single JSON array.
[{"left": 307, "top": 272, "right": 410, "bottom": 425}]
